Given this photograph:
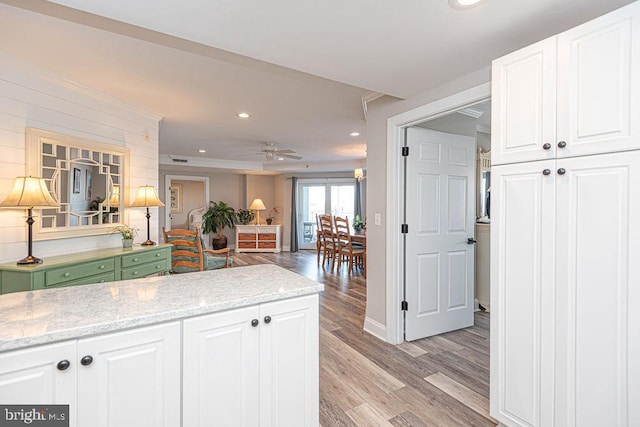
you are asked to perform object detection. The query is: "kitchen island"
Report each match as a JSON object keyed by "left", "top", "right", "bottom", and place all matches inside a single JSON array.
[{"left": 0, "top": 264, "right": 323, "bottom": 427}]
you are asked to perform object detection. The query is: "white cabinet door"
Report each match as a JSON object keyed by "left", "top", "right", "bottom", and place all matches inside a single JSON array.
[
  {"left": 491, "top": 37, "right": 557, "bottom": 166},
  {"left": 183, "top": 305, "right": 260, "bottom": 427},
  {"left": 554, "top": 151, "right": 640, "bottom": 427},
  {"left": 490, "top": 160, "right": 556, "bottom": 427},
  {"left": 259, "top": 294, "right": 319, "bottom": 427},
  {"left": 0, "top": 341, "right": 77, "bottom": 426},
  {"left": 557, "top": 2, "right": 640, "bottom": 159},
  {"left": 77, "top": 322, "right": 181, "bottom": 427}
]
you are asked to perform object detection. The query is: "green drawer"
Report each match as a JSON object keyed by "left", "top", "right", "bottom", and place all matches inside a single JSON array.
[
  {"left": 44, "top": 271, "right": 116, "bottom": 289},
  {"left": 121, "top": 250, "right": 167, "bottom": 268},
  {"left": 45, "top": 259, "right": 115, "bottom": 287},
  {"left": 121, "top": 260, "right": 168, "bottom": 280}
]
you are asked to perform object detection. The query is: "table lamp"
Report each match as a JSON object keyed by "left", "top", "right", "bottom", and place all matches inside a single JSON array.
[
  {"left": 0, "top": 176, "right": 59, "bottom": 264},
  {"left": 249, "top": 198, "right": 266, "bottom": 225},
  {"left": 130, "top": 185, "right": 165, "bottom": 246}
]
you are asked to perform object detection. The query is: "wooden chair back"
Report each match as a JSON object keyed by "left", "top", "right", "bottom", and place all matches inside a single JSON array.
[{"left": 162, "top": 227, "right": 204, "bottom": 273}]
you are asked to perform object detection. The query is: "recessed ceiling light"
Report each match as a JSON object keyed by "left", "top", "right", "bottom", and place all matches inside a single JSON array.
[
  {"left": 350, "top": 132, "right": 361, "bottom": 137},
  {"left": 449, "top": 0, "right": 486, "bottom": 9},
  {"left": 237, "top": 112, "right": 250, "bottom": 119},
  {"left": 198, "top": 149, "right": 206, "bottom": 153}
]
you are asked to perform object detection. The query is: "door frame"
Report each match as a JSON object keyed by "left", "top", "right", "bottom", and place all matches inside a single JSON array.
[
  {"left": 164, "top": 175, "right": 210, "bottom": 231},
  {"left": 384, "top": 82, "right": 491, "bottom": 344}
]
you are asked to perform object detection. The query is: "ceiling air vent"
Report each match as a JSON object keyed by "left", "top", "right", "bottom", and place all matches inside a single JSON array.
[{"left": 172, "top": 158, "right": 188, "bottom": 163}]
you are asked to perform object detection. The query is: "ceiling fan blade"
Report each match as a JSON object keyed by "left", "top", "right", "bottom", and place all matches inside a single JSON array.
[
  {"left": 273, "top": 149, "right": 295, "bottom": 154},
  {"left": 280, "top": 153, "right": 303, "bottom": 160}
]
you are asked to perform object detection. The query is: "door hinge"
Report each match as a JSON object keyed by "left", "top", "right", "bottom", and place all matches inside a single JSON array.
[
  {"left": 401, "top": 301, "right": 408, "bottom": 311},
  {"left": 401, "top": 224, "right": 408, "bottom": 233},
  {"left": 402, "top": 146, "right": 409, "bottom": 157}
]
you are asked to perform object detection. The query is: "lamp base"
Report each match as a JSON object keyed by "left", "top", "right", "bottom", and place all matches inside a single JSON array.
[
  {"left": 17, "top": 255, "right": 43, "bottom": 265},
  {"left": 141, "top": 240, "right": 156, "bottom": 246}
]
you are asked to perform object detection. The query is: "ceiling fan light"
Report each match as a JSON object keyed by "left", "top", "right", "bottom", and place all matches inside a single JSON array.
[
  {"left": 448, "top": 0, "right": 486, "bottom": 9},
  {"left": 237, "top": 112, "right": 250, "bottom": 119}
]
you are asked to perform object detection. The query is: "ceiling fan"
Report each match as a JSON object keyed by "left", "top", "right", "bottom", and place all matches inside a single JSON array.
[{"left": 259, "top": 143, "right": 302, "bottom": 161}]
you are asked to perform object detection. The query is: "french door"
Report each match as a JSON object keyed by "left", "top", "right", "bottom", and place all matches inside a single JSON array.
[{"left": 297, "top": 180, "right": 355, "bottom": 249}]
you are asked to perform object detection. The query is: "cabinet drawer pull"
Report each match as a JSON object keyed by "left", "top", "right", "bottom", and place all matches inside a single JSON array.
[
  {"left": 99, "top": 265, "right": 105, "bottom": 269},
  {"left": 57, "top": 360, "right": 70, "bottom": 371},
  {"left": 133, "top": 271, "right": 138, "bottom": 275},
  {"left": 251, "top": 319, "right": 259, "bottom": 327},
  {"left": 133, "top": 258, "right": 139, "bottom": 262},
  {"left": 155, "top": 265, "right": 161, "bottom": 269},
  {"left": 543, "top": 143, "right": 551, "bottom": 150},
  {"left": 542, "top": 169, "right": 551, "bottom": 175},
  {"left": 80, "top": 355, "right": 93, "bottom": 366},
  {"left": 64, "top": 272, "right": 70, "bottom": 277},
  {"left": 557, "top": 141, "right": 567, "bottom": 148},
  {"left": 264, "top": 315, "right": 272, "bottom": 324},
  {"left": 557, "top": 168, "right": 566, "bottom": 175},
  {"left": 156, "top": 253, "right": 161, "bottom": 257}
]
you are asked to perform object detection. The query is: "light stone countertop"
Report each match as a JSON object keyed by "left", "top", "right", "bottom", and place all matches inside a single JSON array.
[{"left": 0, "top": 264, "right": 324, "bottom": 352}]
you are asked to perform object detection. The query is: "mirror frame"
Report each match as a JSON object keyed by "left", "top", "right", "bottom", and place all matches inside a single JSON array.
[{"left": 26, "top": 128, "right": 130, "bottom": 241}]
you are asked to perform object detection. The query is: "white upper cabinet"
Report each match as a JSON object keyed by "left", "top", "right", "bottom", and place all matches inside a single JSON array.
[
  {"left": 492, "top": 37, "right": 557, "bottom": 166},
  {"left": 492, "top": 1, "right": 640, "bottom": 166}
]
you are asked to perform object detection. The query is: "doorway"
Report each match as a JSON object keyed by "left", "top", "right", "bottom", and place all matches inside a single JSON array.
[
  {"left": 384, "top": 83, "right": 491, "bottom": 344},
  {"left": 296, "top": 179, "right": 356, "bottom": 250},
  {"left": 164, "top": 175, "right": 210, "bottom": 232}
]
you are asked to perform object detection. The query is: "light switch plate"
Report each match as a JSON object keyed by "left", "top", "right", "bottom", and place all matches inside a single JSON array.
[{"left": 374, "top": 213, "right": 381, "bottom": 226}]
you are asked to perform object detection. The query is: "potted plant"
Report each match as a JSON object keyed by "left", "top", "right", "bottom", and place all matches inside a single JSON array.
[
  {"left": 265, "top": 207, "right": 281, "bottom": 225},
  {"left": 352, "top": 214, "right": 365, "bottom": 233},
  {"left": 236, "top": 209, "right": 255, "bottom": 225},
  {"left": 111, "top": 225, "right": 138, "bottom": 248},
  {"left": 202, "top": 201, "right": 238, "bottom": 249}
]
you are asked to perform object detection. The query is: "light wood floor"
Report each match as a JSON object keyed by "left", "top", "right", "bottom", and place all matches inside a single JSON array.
[{"left": 232, "top": 250, "right": 496, "bottom": 427}]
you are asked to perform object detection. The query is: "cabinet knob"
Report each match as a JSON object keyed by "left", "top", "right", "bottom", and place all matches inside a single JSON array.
[
  {"left": 251, "top": 319, "right": 259, "bottom": 327},
  {"left": 133, "top": 271, "right": 138, "bottom": 275},
  {"left": 80, "top": 355, "right": 93, "bottom": 366},
  {"left": 264, "top": 315, "right": 272, "bottom": 324},
  {"left": 133, "top": 258, "right": 138, "bottom": 262},
  {"left": 542, "top": 143, "right": 552, "bottom": 150},
  {"left": 57, "top": 360, "right": 70, "bottom": 371},
  {"left": 557, "top": 168, "right": 566, "bottom": 175},
  {"left": 155, "top": 265, "right": 161, "bottom": 269},
  {"left": 557, "top": 141, "right": 567, "bottom": 148},
  {"left": 64, "top": 272, "right": 70, "bottom": 277},
  {"left": 99, "top": 265, "right": 105, "bottom": 269},
  {"left": 542, "top": 169, "right": 551, "bottom": 175},
  {"left": 156, "top": 253, "right": 161, "bottom": 257}
]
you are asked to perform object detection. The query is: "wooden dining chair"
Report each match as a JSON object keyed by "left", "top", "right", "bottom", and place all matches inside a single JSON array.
[
  {"left": 162, "top": 227, "right": 231, "bottom": 273},
  {"left": 333, "top": 216, "right": 366, "bottom": 277},
  {"left": 318, "top": 214, "right": 338, "bottom": 270}
]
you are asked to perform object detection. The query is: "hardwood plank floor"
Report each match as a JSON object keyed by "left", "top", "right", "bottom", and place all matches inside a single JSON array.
[{"left": 231, "top": 250, "right": 495, "bottom": 426}]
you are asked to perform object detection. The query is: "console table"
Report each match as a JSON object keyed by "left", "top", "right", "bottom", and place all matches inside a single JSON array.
[
  {"left": 236, "top": 224, "right": 281, "bottom": 253},
  {"left": 0, "top": 244, "right": 171, "bottom": 295}
]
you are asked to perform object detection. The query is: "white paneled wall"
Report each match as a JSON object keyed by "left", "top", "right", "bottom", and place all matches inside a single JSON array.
[{"left": 0, "top": 52, "right": 161, "bottom": 263}]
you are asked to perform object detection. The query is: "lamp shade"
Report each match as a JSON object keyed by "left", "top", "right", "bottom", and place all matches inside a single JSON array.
[
  {"left": 130, "top": 185, "right": 165, "bottom": 208},
  {"left": 109, "top": 184, "right": 120, "bottom": 206},
  {"left": 249, "top": 198, "right": 266, "bottom": 211},
  {"left": 0, "top": 176, "right": 58, "bottom": 208}
]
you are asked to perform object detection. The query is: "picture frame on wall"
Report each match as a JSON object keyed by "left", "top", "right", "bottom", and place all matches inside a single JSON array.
[
  {"left": 73, "top": 167, "right": 81, "bottom": 194},
  {"left": 170, "top": 184, "right": 182, "bottom": 213},
  {"left": 85, "top": 170, "right": 93, "bottom": 201}
]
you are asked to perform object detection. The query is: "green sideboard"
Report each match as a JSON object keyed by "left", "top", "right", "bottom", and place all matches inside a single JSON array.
[{"left": 0, "top": 244, "right": 172, "bottom": 295}]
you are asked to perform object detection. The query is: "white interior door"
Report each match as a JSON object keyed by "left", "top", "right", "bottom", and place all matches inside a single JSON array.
[{"left": 404, "top": 127, "right": 476, "bottom": 341}]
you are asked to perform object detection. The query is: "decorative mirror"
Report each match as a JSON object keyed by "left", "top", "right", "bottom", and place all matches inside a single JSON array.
[{"left": 27, "top": 128, "right": 129, "bottom": 240}]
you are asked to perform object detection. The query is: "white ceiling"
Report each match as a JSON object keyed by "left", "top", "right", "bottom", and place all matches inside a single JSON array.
[{"left": 0, "top": 0, "right": 635, "bottom": 173}]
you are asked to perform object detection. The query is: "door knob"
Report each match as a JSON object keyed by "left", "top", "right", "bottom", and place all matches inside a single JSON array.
[
  {"left": 80, "top": 355, "right": 93, "bottom": 366},
  {"left": 57, "top": 360, "right": 71, "bottom": 371},
  {"left": 467, "top": 238, "right": 477, "bottom": 245},
  {"left": 542, "top": 169, "right": 551, "bottom": 175},
  {"left": 542, "top": 143, "right": 551, "bottom": 150},
  {"left": 557, "top": 141, "right": 567, "bottom": 148},
  {"left": 557, "top": 168, "right": 566, "bottom": 175}
]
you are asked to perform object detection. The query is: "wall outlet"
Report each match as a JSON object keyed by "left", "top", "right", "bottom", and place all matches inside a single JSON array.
[{"left": 374, "top": 213, "right": 381, "bottom": 226}]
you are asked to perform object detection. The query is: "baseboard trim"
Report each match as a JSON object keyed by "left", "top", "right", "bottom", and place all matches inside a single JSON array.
[
  {"left": 282, "top": 245, "right": 290, "bottom": 252},
  {"left": 363, "top": 317, "right": 387, "bottom": 342}
]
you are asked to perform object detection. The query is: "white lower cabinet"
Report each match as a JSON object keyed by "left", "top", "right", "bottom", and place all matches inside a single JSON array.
[
  {"left": 491, "top": 151, "right": 640, "bottom": 426},
  {"left": 183, "top": 294, "right": 319, "bottom": 427},
  {"left": 0, "top": 322, "right": 180, "bottom": 427}
]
